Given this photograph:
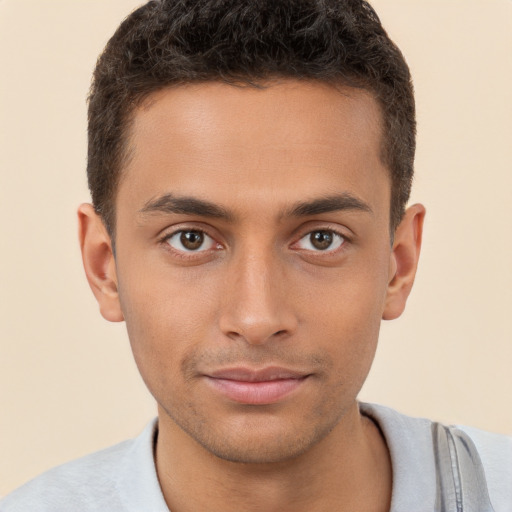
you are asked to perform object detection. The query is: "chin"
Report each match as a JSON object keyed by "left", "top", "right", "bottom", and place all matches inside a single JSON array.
[
  {"left": 196, "top": 431, "right": 320, "bottom": 465},
  {"left": 169, "top": 406, "right": 343, "bottom": 465}
]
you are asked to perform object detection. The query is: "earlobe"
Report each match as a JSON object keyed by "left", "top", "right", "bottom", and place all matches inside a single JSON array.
[
  {"left": 78, "top": 204, "right": 124, "bottom": 323},
  {"left": 382, "top": 203, "right": 426, "bottom": 321}
]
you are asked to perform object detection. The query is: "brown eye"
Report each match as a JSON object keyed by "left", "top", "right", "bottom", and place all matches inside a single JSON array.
[
  {"left": 310, "top": 231, "right": 334, "bottom": 250},
  {"left": 296, "top": 230, "right": 344, "bottom": 252},
  {"left": 166, "top": 230, "right": 216, "bottom": 252},
  {"left": 180, "top": 231, "right": 204, "bottom": 250}
]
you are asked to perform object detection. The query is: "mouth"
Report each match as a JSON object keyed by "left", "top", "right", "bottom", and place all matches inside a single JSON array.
[{"left": 203, "top": 367, "right": 311, "bottom": 405}]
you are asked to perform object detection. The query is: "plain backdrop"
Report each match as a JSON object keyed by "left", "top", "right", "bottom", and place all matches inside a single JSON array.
[{"left": 1, "top": 0, "right": 511, "bottom": 496}]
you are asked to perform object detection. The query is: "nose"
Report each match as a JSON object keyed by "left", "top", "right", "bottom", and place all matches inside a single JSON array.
[{"left": 218, "top": 246, "right": 298, "bottom": 345}]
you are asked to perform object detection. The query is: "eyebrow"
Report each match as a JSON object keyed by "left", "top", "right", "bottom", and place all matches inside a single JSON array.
[
  {"left": 284, "top": 193, "right": 373, "bottom": 217},
  {"left": 139, "top": 194, "right": 233, "bottom": 220},
  {"left": 138, "top": 192, "right": 372, "bottom": 221}
]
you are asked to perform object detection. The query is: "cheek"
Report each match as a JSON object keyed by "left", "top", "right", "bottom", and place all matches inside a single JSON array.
[
  {"left": 117, "top": 249, "right": 220, "bottom": 337},
  {"left": 302, "top": 252, "right": 389, "bottom": 330},
  {"left": 302, "top": 258, "right": 389, "bottom": 382},
  {"left": 116, "top": 266, "right": 219, "bottom": 392}
]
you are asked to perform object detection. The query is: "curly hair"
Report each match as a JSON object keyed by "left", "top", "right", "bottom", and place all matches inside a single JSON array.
[{"left": 88, "top": 0, "right": 415, "bottom": 236}]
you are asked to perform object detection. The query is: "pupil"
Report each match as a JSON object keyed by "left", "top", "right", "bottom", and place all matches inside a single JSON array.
[
  {"left": 311, "top": 231, "right": 333, "bottom": 250},
  {"left": 181, "top": 231, "right": 204, "bottom": 250}
]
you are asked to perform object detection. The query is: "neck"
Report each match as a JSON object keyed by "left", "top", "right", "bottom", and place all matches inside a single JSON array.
[{"left": 155, "top": 401, "right": 392, "bottom": 512}]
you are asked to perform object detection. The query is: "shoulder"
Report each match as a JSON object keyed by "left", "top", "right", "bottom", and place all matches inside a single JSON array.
[
  {"left": 0, "top": 419, "right": 167, "bottom": 512},
  {"left": 360, "top": 402, "right": 512, "bottom": 512},
  {"left": 456, "top": 424, "right": 512, "bottom": 510},
  {"left": 0, "top": 441, "right": 130, "bottom": 512}
]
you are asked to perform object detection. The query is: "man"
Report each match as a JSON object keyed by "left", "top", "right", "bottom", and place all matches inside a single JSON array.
[{"left": 2, "top": 1, "right": 510, "bottom": 511}]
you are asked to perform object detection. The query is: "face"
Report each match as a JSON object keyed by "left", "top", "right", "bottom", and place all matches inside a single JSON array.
[{"left": 83, "top": 81, "right": 413, "bottom": 464}]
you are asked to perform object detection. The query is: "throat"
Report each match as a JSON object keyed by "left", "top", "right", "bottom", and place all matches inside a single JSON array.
[{"left": 154, "top": 403, "right": 392, "bottom": 512}]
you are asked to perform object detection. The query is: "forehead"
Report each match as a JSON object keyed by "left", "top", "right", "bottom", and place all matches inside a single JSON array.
[{"left": 119, "top": 80, "right": 389, "bottom": 220}]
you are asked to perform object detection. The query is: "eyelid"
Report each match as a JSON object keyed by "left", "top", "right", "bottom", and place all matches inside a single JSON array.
[
  {"left": 157, "top": 222, "right": 351, "bottom": 258},
  {"left": 167, "top": 230, "right": 216, "bottom": 252},
  {"left": 296, "top": 231, "right": 344, "bottom": 251},
  {"left": 290, "top": 224, "right": 352, "bottom": 255},
  {"left": 158, "top": 222, "right": 219, "bottom": 242},
  {"left": 158, "top": 224, "right": 224, "bottom": 257}
]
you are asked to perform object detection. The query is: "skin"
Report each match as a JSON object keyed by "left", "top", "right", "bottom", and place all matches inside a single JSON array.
[{"left": 79, "top": 81, "right": 425, "bottom": 512}]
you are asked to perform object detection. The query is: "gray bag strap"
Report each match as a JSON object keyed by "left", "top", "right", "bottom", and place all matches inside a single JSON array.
[{"left": 432, "top": 422, "right": 495, "bottom": 512}]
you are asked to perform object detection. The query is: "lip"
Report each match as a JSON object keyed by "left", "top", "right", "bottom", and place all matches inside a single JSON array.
[{"left": 204, "top": 367, "right": 310, "bottom": 405}]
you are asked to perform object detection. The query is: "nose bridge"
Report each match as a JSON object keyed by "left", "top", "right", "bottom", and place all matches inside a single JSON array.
[{"left": 219, "top": 239, "right": 297, "bottom": 344}]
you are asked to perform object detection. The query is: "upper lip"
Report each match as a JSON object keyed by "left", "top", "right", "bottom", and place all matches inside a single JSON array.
[{"left": 206, "top": 366, "right": 309, "bottom": 382}]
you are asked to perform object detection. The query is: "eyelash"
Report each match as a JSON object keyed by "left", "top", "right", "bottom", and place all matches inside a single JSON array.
[
  {"left": 159, "top": 228, "right": 220, "bottom": 260},
  {"left": 158, "top": 226, "right": 351, "bottom": 259},
  {"left": 293, "top": 228, "right": 349, "bottom": 255}
]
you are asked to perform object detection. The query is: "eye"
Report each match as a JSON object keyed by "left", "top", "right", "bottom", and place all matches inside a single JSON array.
[
  {"left": 165, "top": 230, "right": 217, "bottom": 252},
  {"left": 296, "top": 230, "right": 345, "bottom": 252}
]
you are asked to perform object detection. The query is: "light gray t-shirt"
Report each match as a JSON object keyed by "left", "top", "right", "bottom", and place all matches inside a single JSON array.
[{"left": 2, "top": 403, "right": 511, "bottom": 511}]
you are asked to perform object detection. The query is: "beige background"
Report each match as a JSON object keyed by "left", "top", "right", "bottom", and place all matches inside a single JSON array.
[{"left": 1, "top": 0, "right": 511, "bottom": 496}]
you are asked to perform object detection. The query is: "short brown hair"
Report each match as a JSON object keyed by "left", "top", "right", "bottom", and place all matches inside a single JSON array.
[{"left": 88, "top": 0, "right": 415, "bottom": 236}]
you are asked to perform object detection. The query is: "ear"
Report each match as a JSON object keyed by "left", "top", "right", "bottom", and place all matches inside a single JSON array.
[
  {"left": 382, "top": 204, "right": 426, "bottom": 320},
  {"left": 78, "top": 204, "right": 124, "bottom": 322}
]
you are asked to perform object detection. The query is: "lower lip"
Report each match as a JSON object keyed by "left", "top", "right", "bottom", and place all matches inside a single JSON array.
[{"left": 205, "top": 377, "right": 307, "bottom": 405}]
